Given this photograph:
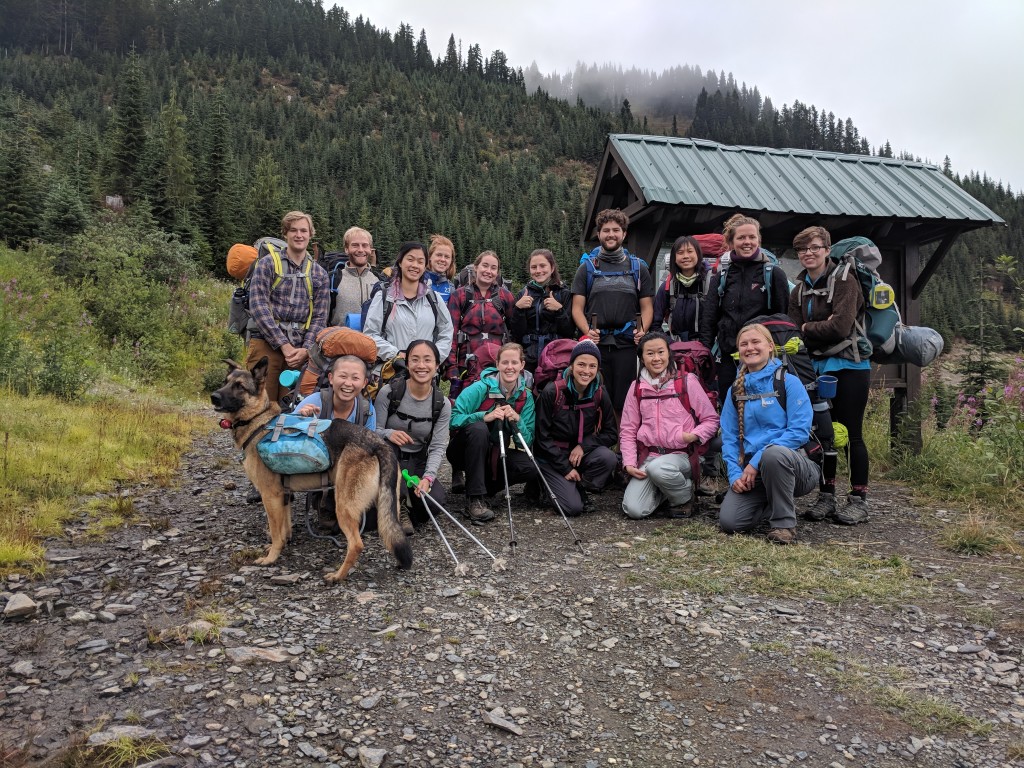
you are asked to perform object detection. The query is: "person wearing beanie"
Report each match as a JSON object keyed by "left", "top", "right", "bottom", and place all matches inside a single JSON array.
[
  {"left": 533, "top": 339, "right": 619, "bottom": 516},
  {"left": 570, "top": 208, "right": 655, "bottom": 416}
]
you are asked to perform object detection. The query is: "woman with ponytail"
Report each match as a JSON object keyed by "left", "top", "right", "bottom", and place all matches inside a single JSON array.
[{"left": 719, "top": 324, "right": 818, "bottom": 544}]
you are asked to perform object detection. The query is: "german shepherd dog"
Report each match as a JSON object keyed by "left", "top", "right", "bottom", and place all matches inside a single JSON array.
[{"left": 211, "top": 357, "right": 412, "bottom": 582}]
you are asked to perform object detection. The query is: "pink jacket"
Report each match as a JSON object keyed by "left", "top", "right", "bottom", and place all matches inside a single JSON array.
[{"left": 619, "top": 373, "right": 720, "bottom": 468}]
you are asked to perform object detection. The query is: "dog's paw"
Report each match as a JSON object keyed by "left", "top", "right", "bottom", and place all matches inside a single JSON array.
[{"left": 254, "top": 551, "right": 280, "bottom": 566}]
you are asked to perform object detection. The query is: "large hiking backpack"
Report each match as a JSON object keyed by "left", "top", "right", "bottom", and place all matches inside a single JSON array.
[
  {"left": 300, "top": 326, "right": 379, "bottom": 396},
  {"left": 227, "top": 237, "right": 314, "bottom": 338},
  {"left": 802, "top": 237, "right": 900, "bottom": 356},
  {"left": 669, "top": 340, "right": 718, "bottom": 412},
  {"left": 533, "top": 338, "right": 578, "bottom": 390},
  {"left": 580, "top": 247, "right": 643, "bottom": 294}
]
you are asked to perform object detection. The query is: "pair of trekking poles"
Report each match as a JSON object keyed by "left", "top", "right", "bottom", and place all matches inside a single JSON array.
[{"left": 401, "top": 421, "right": 585, "bottom": 575}]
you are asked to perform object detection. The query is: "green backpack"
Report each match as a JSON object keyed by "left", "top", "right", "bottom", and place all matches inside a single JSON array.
[{"left": 795, "top": 236, "right": 900, "bottom": 359}]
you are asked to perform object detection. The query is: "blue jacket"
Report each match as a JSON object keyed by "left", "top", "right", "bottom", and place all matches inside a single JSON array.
[
  {"left": 720, "top": 358, "right": 812, "bottom": 483},
  {"left": 451, "top": 366, "right": 535, "bottom": 447}
]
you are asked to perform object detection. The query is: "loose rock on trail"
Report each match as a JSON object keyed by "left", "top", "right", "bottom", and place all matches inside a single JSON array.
[{"left": 1, "top": 422, "right": 1021, "bottom": 767}]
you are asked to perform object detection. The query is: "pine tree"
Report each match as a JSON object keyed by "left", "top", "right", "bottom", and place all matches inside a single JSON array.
[
  {"left": 110, "top": 48, "right": 149, "bottom": 200},
  {"left": 247, "top": 154, "right": 288, "bottom": 240},
  {"left": 159, "top": 90, "right": 197, "bottom": 231},
  {"left": 41, "top": 178, "right": 89, "bottom": 242}
]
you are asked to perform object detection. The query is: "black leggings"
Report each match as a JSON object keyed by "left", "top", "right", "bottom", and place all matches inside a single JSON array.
[{"left": 830, "top": 368, "right": 870, "bottom": 490}]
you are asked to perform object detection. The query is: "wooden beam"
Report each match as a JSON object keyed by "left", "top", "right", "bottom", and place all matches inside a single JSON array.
[{"left": 911, "top": 229, "right": 961, "bottom": 300}]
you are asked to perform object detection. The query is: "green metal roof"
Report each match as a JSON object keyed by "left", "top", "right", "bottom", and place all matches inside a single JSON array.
[{"left": 607, "top": 135, "right": 1004, "bottom": 224}]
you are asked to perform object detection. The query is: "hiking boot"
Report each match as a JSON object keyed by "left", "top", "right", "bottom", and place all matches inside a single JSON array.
[
  {"left": 466, "top": 497, "right": 495, "bottom": 524},
  {"left": 803, "top": 492, "right": 837, "bottom": 522},
  {"left": 767, "top": 527, "right": 796, "bottom": 545},
  {"left": 245, "top": 483, "right": 262, "bottom": 504},
  {"left": 450, "top": 469, "right": 465, "bottom": 495},
  {"left": 521, "top": 478, "right": 541, "bottom": 504},
  {"left": 834, "top": 495, "right": 870, "bottom": 525},
  {"left": 668, "top": 499, "right": 694, "bottom": 518},
  {"left": 697, "top": 475, "right": 725, "bottom": 497},
  {"left": 398, "top": 505, "right": 415, "bottom": 536},
  {"left": 580, "top": 489, "right": 596, "bottom": 515}
]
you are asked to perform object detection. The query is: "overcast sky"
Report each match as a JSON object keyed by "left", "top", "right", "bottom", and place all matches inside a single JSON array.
[{"left": 338, "top": 0, "right": 1023, "bottom": 193}]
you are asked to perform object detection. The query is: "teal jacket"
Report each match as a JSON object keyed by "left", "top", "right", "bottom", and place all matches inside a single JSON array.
[{"left": 451, "top": 366, "right": 535, "bottom": 447}]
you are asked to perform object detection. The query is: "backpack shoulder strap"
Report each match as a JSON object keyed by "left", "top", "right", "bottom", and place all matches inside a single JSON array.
[
  {"left": 717, "top": 261, "right": 730, "bottom": 297},
  {"left": 628, "top": 255, "right": 642, "bottom": 290},
  {"left": 379, "top": 290, "right": 395, "bottom": 339},
  {"left": 387, "top": 377, "right": 408, "bottom": 418},
  {"left": 319, "top": 387, "right": 334, "bottom": 420},
  {"left": 354, "top": 395, "right": 368, "bottom": 426},
  {"left": 774, "top": 365, "right": 788, "bottom": 412},
  {"left": 424, "top": 289, "right": 441, "bottom": 341}
]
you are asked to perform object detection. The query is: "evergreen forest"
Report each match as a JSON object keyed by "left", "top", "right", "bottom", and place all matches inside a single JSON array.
[{"left": 1, "top": 0, "right": 1021, "bottom": 371}]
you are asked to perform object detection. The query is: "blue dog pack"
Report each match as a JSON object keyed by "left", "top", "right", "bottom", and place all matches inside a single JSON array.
[{"left": 256, "top": 414, "right": 332, "bottom": 475}]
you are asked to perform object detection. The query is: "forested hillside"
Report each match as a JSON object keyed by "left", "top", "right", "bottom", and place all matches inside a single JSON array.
[{"left": 0, "top": 0, "right": 1020, "bottom": 361}]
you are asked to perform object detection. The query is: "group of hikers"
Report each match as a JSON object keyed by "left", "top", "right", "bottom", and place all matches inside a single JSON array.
[{"left": 241, "top": 207, "right": 873, "bottom": 545}]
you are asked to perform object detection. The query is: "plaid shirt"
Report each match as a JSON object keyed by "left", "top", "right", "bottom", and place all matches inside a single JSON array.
[{"left": 248, "top": 252, "right": 330, "bottom": 350}]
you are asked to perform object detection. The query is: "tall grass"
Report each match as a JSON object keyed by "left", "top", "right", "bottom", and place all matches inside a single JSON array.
[
  {"left": 864, "top": 365, "right": 1024, "bottom": 552},
  {"left": 0, "top": 393, "right": 206, "bottom": 572}
]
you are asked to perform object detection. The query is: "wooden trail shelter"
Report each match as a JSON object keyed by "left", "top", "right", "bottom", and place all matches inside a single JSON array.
[{"left": 583, "top": 135, "right": 1005, "bottom": 447}]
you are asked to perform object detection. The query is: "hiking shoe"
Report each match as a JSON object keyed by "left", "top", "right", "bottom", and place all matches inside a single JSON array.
[
  {"left": 766, "top": 527, "right": 797, "bottom": 545},
  {"left": 803, "top": 492, "right": 837, "bottom": 522},
  {"left": 450, "top": 469, "right": 465, "bottom": 495},
  {"left": 245, "top": 484, "right": 262, "bottom": 504},
  {"left": 580, "top": 489, "right": 596, "bottom": 515},
  {"left": 467, "top": 498, "right": 495, "bottom": 524},
  {"left": 521, "top": 478, "right": 541, "bottom": 504},
  {"left": 697, "top": 476, "right": 725, "bottom": 497},
  {"left": 399, "top": 505, "right": 415, "bottom": 536},
  {"left": 667, "top": 500, "right": 694, "bottom": 519},
  {"left": 834, "top": 495, "right": 870, "bottom": 525}
]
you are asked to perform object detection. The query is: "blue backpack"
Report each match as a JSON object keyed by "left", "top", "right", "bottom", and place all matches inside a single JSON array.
[
  {"left": 580, "top": 247, "right": 643, "bottom": 294},
  {"left": 256, "top": 414, "right": 333, "bottom": 475}
]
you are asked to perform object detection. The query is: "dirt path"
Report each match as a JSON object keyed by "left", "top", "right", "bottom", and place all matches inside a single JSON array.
[{"left": 1, "top": 424, "right": 1021, "bottom": 767}]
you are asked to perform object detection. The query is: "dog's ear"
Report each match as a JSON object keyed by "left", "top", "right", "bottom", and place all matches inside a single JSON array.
[
  {"left": 223, "top": 358, "right": 242, "bottom": 372},
  {"left": 251, "top": 356, "right": 270, "bottom": 390}
]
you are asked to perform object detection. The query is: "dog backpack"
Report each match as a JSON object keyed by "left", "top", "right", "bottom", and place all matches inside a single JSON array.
[{"left": 256, "top": 414, "right": 332, "bottom": 475}]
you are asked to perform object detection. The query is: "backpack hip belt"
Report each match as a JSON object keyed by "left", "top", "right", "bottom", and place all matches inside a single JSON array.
[{"left": 641, "top": 444, "right": 689, "bottom": 456}]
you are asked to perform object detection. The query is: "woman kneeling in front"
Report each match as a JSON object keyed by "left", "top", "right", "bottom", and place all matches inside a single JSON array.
[{"left": 719, "top": 324, "right": 819, "bottom": 544}]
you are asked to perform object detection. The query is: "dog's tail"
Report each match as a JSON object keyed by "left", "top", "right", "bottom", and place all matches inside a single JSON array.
[{"left": 376, "top": 445, "right": 413, "bottom": 570}]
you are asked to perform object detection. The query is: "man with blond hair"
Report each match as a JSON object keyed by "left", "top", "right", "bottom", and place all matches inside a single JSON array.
[
  {"left": 246, "top": 210, "right": 330, "bottom": 403},
  {"left": 328, "top": 226, "right": 380, "bottom": 326}
]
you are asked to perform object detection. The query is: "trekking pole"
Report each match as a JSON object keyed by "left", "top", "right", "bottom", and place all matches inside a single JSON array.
[
  {"left": 401, "top": 470, "right": 501, "bottom": 567},
  {"left": 509, "top": 425, "right": 585, "bottom": 556},
  {"left": 634, "top": 312, "right": 644, "bottom": 334},
  {"left": 403, "top": 474, "right": 462, "bottom": 574},
  {"left": 495, "top": 423, "right": 517, "bottom": 555},
  {"left": 589, "top": 313, "right": 598, "bottom": 339}
]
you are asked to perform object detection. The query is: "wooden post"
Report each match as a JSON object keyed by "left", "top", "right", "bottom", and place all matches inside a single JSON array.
[{"left": 890, "top": 243, "right": 923, "bottom": 454}]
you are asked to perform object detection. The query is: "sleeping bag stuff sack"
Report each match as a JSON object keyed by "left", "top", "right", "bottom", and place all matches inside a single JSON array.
[
  {"left": 871, "top": 324, "right": 945, "bottom": 367},
  {"left": 256, "top": 414, "right": 332, "bottom": 475}
]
